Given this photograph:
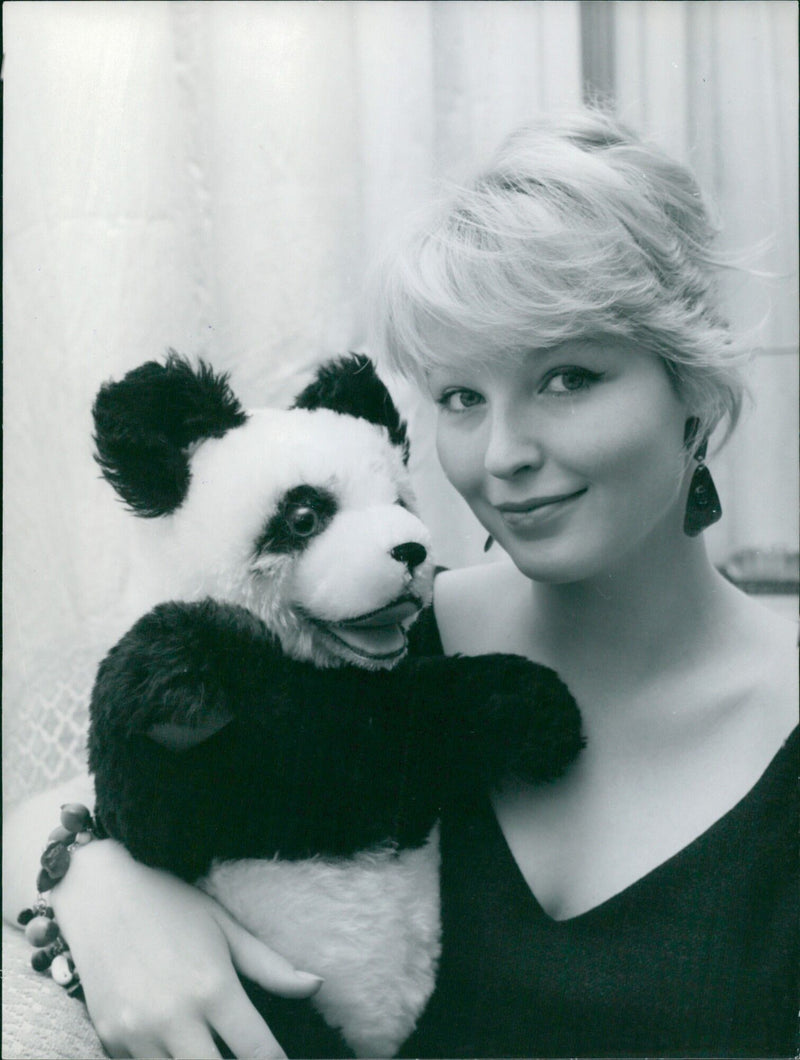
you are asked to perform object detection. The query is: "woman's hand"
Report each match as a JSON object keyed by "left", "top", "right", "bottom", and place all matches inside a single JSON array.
[{"left": 52, "top": 839, "right": 322, "bottom": 1059}]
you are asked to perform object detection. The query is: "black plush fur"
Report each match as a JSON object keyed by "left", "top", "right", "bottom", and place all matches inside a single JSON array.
[
  {"left": 93, "top": 353, "right": 247, "bottom": 516},
  {"left": 293, "top": 354, "right": 410, "bottom": 461},
  {"left": 89, "top": 598, "right": 583, "bottom": 881}
]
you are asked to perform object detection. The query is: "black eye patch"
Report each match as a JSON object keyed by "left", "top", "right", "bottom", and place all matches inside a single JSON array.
[{"left": 254, "top": 485, "right": 338, "bottom": 556}]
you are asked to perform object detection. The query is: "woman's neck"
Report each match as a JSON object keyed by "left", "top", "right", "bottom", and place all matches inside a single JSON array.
[{"left": 528, "top": 529, "right": 729, "bottom": 702}]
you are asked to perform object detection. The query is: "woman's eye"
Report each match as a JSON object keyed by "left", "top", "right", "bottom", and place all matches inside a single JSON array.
[
  {"left": 287, "top": 506, "right": 319, "bottom": 536},
  {"left": 541, "top": 368, "right": 601, "bottom": 395},
  {"left": 438, "top": 388, "right": 485, "bottom": 412}
]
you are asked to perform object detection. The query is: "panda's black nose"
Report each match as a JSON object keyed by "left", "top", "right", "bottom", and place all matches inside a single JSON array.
[{"left": 390, "top": 542, "right": 428, "bottom": 571}]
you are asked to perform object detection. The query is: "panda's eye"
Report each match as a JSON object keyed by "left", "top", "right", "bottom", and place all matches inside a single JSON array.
[
  {"left": 254, "top": 484, "right": 338, "bottom": 557},
  {"left": 286, "top": 505, "right": 318, "bottom": 537}
]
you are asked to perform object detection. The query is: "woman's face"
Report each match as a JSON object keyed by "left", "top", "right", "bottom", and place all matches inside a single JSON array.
[{"left": 428, "top": 336, "right": 691, "bottom": 583}]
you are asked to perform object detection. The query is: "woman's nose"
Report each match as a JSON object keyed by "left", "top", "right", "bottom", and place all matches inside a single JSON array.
[{"left": 483, "top": 409, "right": 545, "bottom": 479}]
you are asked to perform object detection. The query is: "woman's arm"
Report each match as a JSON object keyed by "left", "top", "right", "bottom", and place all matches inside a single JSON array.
[
  {"left": 4, "top": 779, "right": 322, "bottom": 1059},
  {"left": 3, "top": 773, "right": 96, "bottom": 923}
]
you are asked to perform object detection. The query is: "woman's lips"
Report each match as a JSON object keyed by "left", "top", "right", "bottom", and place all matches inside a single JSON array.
[{"left": 495, "top": 488, "right": 588, "bottom": 530}]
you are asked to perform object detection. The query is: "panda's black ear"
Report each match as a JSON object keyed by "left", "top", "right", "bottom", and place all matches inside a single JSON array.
[
  {"left": 292, "top": 354, "right": 409, "bottom": 462},
  {"left": 92, "top": 352, "right": 248, "bottom": 517}
]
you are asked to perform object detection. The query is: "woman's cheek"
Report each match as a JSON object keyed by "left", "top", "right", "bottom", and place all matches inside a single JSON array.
[{"left": 591, "top": 420, "right": 686, "bottom": 520}]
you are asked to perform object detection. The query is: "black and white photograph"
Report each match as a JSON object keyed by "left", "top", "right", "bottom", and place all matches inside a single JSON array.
[{"left": 3, "top": 2, "right": 798, "bottom": 1058}]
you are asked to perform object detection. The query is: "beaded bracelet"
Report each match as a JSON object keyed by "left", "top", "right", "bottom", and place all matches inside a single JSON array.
[{"left": 17, "top": 802, "right": 97, "bottom": 1000}]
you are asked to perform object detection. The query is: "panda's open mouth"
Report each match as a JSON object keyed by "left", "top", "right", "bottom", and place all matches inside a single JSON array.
[{"left": 315, "top": 595, "right": 423, "bottom": 661}]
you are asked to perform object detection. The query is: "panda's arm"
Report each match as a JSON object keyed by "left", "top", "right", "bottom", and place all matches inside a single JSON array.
[
  {"left": 88, "top": 599, "right": 317, "bottom": 874},
  {"left": 89, "top": 598, "right": 292, "bottom": 743},
  {"left": 400, "top": 653, "right": 585, "bottom": 789}
]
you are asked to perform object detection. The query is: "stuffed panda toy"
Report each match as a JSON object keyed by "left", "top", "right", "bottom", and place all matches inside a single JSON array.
[{"left": 87, "top": 353, "right": 583, "bottom": 1058}]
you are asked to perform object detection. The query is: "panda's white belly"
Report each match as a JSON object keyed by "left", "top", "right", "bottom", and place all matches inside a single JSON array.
[{"left": 199, "top": 825, "right": 441, "bottom": 1058}]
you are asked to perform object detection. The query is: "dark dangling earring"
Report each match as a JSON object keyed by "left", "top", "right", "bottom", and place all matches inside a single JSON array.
[
  {"left": 683, "top": 418, "right": 722, "bottom": 537},
  {"left": 484, "top": 534, "right": 494, "bottom": 552}
]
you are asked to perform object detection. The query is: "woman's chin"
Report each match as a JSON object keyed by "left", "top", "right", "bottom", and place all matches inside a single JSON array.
[{"left": 496, "top": 536, "right": 607, "bottom": 586}]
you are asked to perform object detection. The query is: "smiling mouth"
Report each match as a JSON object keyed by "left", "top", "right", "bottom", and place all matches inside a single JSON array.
[
  {"left": 312, "top": 596, "right": 423, "bottom": 661},
  {"left": 496, "top": 488, "right": 588, "bottom": 527}
]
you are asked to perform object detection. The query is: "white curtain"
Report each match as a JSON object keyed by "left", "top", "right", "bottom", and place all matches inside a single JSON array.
[
  {"left": 610, "top": 0, "right": 799, "bottom": 563},
  {"left": 3, "top": 0, "right": 796, "bottom": 801}
]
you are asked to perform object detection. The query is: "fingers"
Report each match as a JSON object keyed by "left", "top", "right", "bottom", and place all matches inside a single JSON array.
[
  {"left": 167, "top": 1026, "right": 223, "bottom": 1060},
  {"left": 216, "top": 910, "right": 324, "bottom": 1000},
  {"left": 86, "top": 893, "right": 314, "bottom": 1059},
  {"left": 95, "top": 1004, "right": 224, "bottom": 1059},
  {"left": 101, "top": 1045, "right": 132, "bottom": 1060},
  {"left": 130, "top": 1047, "right": 170, "bottom": 1060},
  {"left": 209, "top": 992, "right": 287, "bottom": 1060},
  {"left": 104, "top": 1025, "right": 223, "bottom": 1059},
  {"left": 101, "top": 1039, "right": 165, "bottom": 1059}
]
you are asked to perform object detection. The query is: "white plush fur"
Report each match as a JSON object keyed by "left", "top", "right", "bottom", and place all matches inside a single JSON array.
[
  {"left": 292, "top": 503, "right": 431, "bottom": 618},
  {"left": 200, "top": 826, "right": 441, "bottom": 1058},
  {"left": 142, "top": 408, "right": 433, "bottom": 668}
]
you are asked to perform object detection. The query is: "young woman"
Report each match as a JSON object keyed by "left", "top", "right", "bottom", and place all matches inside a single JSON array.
[
  {"left": 5, "top": 111, "right": 797, "bottom": 1059},
  {"left": 375, "top": 112, "right": 798, "bottom": 1058}
]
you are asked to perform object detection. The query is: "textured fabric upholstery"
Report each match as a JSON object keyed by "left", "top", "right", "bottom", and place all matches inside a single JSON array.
[{"left": 2, "top": 923, "right": 106, "bottom": 1060}]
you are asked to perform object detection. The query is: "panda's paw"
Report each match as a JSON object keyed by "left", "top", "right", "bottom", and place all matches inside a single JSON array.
[
  {"left": 146, "top": 710, "right": 234, "bottom": 750},
  {"left": 92, "top": 599, "right": 261, "bottom": 735},
  {"left": 466, "top": 658, "right": 585, "bottom": 784},
  {"left": 488, "top": 687, "right": 585, "bottom": 784}
]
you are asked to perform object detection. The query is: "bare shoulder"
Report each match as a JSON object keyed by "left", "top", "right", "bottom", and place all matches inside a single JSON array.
[{"left": 434, "top": 559, "right": 529, "bottom": 655}]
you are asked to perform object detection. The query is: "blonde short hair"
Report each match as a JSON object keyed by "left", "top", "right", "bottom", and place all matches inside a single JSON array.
[{"left": 372, "top": 111, "right": 747, "bottom": 447}]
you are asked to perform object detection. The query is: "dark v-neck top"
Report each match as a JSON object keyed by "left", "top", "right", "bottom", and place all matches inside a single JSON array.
[{"left": 402, "top": 610, "right": 799, "bottom": 1058}]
